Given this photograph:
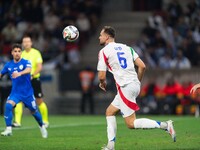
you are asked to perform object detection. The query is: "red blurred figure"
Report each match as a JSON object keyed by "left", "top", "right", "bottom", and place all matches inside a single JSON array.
[
  {"left": 161, "top": 77, "right": 182, "bottom": 114},
  {"left": 176, "top": 81, "right": 195, "bottom": 115}
]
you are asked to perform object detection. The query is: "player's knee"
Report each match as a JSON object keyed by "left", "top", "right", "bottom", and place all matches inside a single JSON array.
[
  {"left": 125, "top": 119, "right": 135, "bottom": 129},
  {"left": 5, "top": 103, "right": 13, "bottom": 111},
  {"left": 30, "top": 109, "right": 37, "bottom": 115},
  {"left": 105, "top": 108, "right": 114, "bottom": 116},
  {"left": 126, "top": 122, "right": 134, "bottom": 129}
]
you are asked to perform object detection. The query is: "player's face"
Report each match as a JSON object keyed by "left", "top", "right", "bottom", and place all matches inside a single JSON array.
[
  {"left": 22, "top": 37, "right": 32, "bottom": 50},
  {"left": 99, "top": 30, "right": 109, "bottom": 46},
  {"left": 12, "top": 48, "right": 22, "bottom": 62}
]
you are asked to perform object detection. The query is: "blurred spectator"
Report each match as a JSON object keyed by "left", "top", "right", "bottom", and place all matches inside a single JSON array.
[
  {"left": 81, "top": 0, "right": 102, "bottom": 33},
  {"left": 161, "top": 77, "right": 182, "bottom": 114},
  {"left": 7, "top": 0, "right": 22, "bottom": 23},
  {"left": 176, "top": 81, "right": 194, "bottom": 115},
  {"left": 139, "top": 78, "right": 161, "bottom": 114},
  {"left": 141, "top": 20, "right": 157, "bottom": 44},
  {"left": 148, "top": 11, "right": 163, "bottom": 29},
  {"left": 21, "top": 0, "right": 43, "bottom": 24},
  {"left": 158, "top": 52, "right": 173, "bottom": 69},
  {"left": 1, "top": 21, "right": 17, "bottom": 42},
  {"left": 193, "top": 44, "right": 200, "bottom": 66},
  {"left": 42, "top": 32, "right": 60, "bottom": 62},
  {"left": 44, "top": 9, "right": 60, "bottom": 34},
  {"left": 76, "top": 13, "right": 91, "bottom": 48},
  {"left": 151, "top": 30, "right": 167, "bottom": 62},
  {"left": 65, "top": 42, "right": 80, "bottom": 66},
  {"left": 41, "top": 0, "right": 50, "bottom": 16},
  {"left": 60, "top": 4, "right": 76, "bottom": 27},
  {"left": 166, "top": 0, "right": 183, "bottom": 27},
  {"left": 185, "top": 0, "right": 198, "bottom": 18},
  {"left": 79, "top": 66, "right": 95, "bottom": 114},
  {"left": 16, "top": 21, "right": 28, "bottom": 41},
  {"left": 171, "top": 49, "right": 191, "bottom": 69},
  {"left": 1, "top": 41, "right": 12, "bottom": 56},
  {"left": 175, "top": 15, "right": 189, "bottom": 38},
  {"left": 158, "top": 20, "right": 174, "bottom": 46},
  {"left": 31, "top": 32, "right": 45, "bottom": 52},
  {"left": 171, "top": 29, "right": 183, "bottom": 57}
]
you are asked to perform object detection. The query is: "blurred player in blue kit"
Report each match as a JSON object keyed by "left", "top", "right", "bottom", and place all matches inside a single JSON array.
[
  {"left": 97, "top": 26, "right": 176, "bottom": 150},
  {"left": 0, "top": 43, "right": 47, "bottom": 138}
]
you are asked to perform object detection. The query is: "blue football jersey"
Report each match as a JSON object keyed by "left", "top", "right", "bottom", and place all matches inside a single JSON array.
[{"left": 1, "top": 58, "right": 33, "bottom": 98}]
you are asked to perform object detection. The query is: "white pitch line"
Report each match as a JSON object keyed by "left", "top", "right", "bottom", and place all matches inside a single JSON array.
[{"left": 0, "top": 122, "right": 110, "bottom": 130}]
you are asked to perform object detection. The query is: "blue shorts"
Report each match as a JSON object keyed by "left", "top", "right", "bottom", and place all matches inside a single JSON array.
[{"left": 7, "top": 94, "right": 37, "bottom": 112}]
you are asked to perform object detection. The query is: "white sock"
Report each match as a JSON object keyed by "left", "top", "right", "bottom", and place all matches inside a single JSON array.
[
  {"left": 6, "top": 126, "right": 12, "bottom": 131},
  {"left": 106, "top": 116, "right": 117, "bottom": 146},
  {"left": 160, "top": 122, "right": 167, "bottom": 129},
  {"left": 133, "top": 118, "right": 160, "bottom": 129}
]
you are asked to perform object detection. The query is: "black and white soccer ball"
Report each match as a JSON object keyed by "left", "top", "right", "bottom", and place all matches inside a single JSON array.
[{"left": 62, "top": 25, "right": 79, "bottom": 42}]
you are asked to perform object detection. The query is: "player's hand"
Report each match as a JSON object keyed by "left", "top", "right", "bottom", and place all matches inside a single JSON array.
[
  {"left": 190, "top": 84, "right": 200, "bottom": 94},
  {"left": 190, "top": 86, "right": 198, "bottom": 94},
  {"left": 99, "top": 82, "right": 107, "bottom": 92},
  {"left": 12, "top": 71, "right": 21, "bottom": 78}
]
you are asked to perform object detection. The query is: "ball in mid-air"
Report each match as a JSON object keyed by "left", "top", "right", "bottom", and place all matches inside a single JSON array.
[{"left": 62, "top": 25, "right": 79, "bottom": 42}]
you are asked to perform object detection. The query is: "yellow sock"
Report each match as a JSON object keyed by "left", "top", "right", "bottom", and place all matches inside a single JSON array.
[
  {"left": 38, "top": 102, "right": 49, "bottom": 123},
  {"left": 14, "top": 102, "right": 23, "bottom": 125}
]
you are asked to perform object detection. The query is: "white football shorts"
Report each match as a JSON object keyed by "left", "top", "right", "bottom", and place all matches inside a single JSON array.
[{"left": 111, "top": 81, "right": 140, "bottom": 118}]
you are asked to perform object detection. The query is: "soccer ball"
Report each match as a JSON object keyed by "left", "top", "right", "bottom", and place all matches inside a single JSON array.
[{"left": 62, "top": 25, "right": 79, "bottom": 42}]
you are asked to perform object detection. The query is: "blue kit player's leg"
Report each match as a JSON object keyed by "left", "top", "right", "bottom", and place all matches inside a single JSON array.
[
  {"left": 4, "top": 103, "right": 13, "bottom": 126},
  {"left": 1, "top": 102, "right": 13, "bottom": 136},
  {"left": 24, "top": 96, "right": 48, "bottom": 138},
  {"left": 32, "top": 110, "right": 43, "bottom": 126},
  {"left": 1, "top": 95, "right": 20, "bottom": 136}
]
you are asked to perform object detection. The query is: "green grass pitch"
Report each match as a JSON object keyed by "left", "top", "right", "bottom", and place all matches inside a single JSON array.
[{"left": 0, "top": 115, "right": 200, "bottom": 150}]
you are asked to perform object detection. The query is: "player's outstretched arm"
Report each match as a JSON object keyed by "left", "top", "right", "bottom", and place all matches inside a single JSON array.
[
  {"left": 190, "top": 83, "right": 200, "bottom": 94},
  {"left": 12, "top": 67, "right": 31, "bottom": 78}
]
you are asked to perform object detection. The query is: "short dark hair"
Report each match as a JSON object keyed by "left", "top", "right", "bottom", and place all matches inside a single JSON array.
[
  {"left": 103, "top": 26, "right": 115, "bottom": 38},
  {"left": 12, "top": 43, "right": 22, "bottom": 50},
  {"left": 23, "top": 34, "right": 32, "bottom": 39}
]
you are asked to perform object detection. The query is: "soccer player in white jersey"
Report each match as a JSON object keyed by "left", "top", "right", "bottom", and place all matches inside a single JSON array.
[
  {"left": 97, "top": 26, "right": 176, "bottom": 150},
  {"left": 0, "top": 43, "right": 47, "bottom": 138}
]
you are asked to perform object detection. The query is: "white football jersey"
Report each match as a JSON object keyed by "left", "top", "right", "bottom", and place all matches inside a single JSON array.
[{"left": 97, "top": 42, "right": 140, "bottom": 86}]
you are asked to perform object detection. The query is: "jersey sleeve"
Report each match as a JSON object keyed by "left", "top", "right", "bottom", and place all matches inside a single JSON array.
[
  {"left": 132, "top": 48, "right": 139, "bottom": 61},
  {"left": 97, "top": 50, "right": 107, "bottom": 71},
  {"left": 1, "top": 63, "right": 8, "bottom": 75},
  {"left": 26, "top": 60, "right": 32, "bottom": 68}
]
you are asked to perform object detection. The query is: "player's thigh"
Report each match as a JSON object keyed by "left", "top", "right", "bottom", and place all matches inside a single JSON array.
[
  {"left": 23, "top": 96, "right": 37, "bottom": 113},
  {"left": 7, "top": 95, "right": 20, "bottom": 106}
]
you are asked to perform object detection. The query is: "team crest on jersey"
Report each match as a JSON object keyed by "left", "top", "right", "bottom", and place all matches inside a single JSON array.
[{"left": 19, "top": 65, "right": 23, "bottom": 70}]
